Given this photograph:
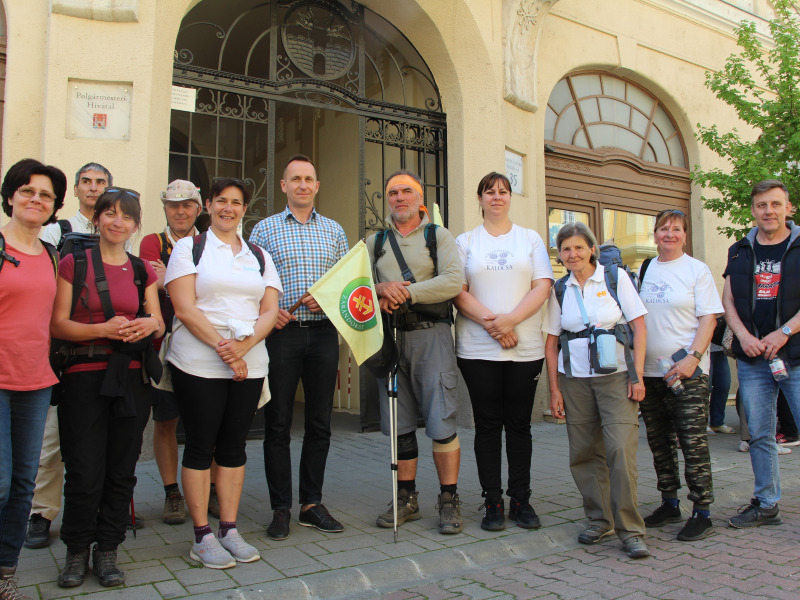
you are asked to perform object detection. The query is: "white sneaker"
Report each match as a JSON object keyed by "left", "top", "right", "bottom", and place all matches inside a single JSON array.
[
  {"left": 778, "top": 444, "right": 792, "bottom": 455},
  {"left": 190, "top": 533, "right": 235, "bottom": 569},
  {"left": 217, "top": 529, "right": 260, "bottom": 563},
  {"left": 738, "top": 441, "right": 750, "bottom": 452}
]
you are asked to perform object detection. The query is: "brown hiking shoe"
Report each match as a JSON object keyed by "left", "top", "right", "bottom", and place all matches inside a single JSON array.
[
  {"left": 376, "top": 489, "right": 421, "bottom": 528},
  {"left": 436, "top": 492, "right": 462, "bottom": 534}
]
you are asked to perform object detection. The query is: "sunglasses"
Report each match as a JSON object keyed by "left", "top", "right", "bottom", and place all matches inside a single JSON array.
[
  {"left": 104, "top": 187, "right": 141, "bottom": 200},
  {"left": 656, "top": 208, "right": 685, "bottom": 219}
]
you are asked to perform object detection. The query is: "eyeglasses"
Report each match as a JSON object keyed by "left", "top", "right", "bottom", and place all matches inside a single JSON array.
[
  {"left": 17, "top": 187, "right": 56, "bottom": 203},
  {"left": 104, "top": 187, "right": 141, "bottom": 201},
  {"left": 656, "top": 208, "right": 685, "bottom": 219}
]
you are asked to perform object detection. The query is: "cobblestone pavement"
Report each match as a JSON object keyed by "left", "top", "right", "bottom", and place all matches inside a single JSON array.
[{"left": 14, "top": 406, "right": 800, "bottom": 599}]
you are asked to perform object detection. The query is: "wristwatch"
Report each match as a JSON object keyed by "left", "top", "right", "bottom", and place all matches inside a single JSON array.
[
  {"left": 689, "top": 350, "right": 702, "bottom": 360},
  {"left": 781, "top": 324, "right": 792, "bottom": 337}
]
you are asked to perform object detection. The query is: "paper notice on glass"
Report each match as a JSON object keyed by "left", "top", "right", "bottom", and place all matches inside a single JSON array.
[{"left": 171, "top": 86, "right": 197, "bottom": 113}]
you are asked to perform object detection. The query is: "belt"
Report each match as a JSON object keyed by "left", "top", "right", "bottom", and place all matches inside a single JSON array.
[
  {"left": 286, "top": 319, "right": 333, "bottom": 329},
  {"left": 398, "top": 321, "right": 436, "bottom": 332}
]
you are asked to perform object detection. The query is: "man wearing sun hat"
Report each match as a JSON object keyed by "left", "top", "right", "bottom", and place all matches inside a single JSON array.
[
  {"left": 366, "top": 169, "right": 463, "bottom": 534},
  {"left": 139, "top": 179, "right": 203, "bottom": 525}
]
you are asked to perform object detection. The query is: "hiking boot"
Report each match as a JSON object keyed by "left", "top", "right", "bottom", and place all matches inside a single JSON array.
[
  {"left": 508, "top": 496, "right": 541, "bottom": 529},
  {"left": 266, "top": 508, "right": 291, "bottom": 541},
  {"left": 217, "top": 529, "right": 260, "bottom": 563},
  {"left": 578, "top": 523, "right": 614, "bottom": 545},
  {"left": 190, "top": 533, "right": 235, "bottom": 569},
  {"left": 677, "top": 514, "right": 713, "bottom": 541},
  {"left": 728, "top": 498, "right": 782, "bottom": 528},
  {"left": 208, "top": 486, "right": 220, "bottom": 519},
  {"left": 480, "top": 498, "right": 505, "bottom": 531},
  {"left": 57, "top": 548, "right": 89, "bottom": 588},
  {"left": 126, "top": 511, "right": 144, "bottom": 530},
  {"left": 92, "top": 546, "right": 124, "bottom": 587},
  {"left": 0, "top": 566, "right": 31, "bottom": 600},
  {"left": 622, "top": 536, "right": 650, "bottom": 559},
  {"left": 299, "top": 504, "right": 344, "bottom": 533},
  {"left": 23, "top": 514, "right": 51, "bottom": 549},
  {"left": 436, "top": 492, "right": 462, "bottom": 535},
  {"left": 162, "top": 489, "right": 186, "bottom": 525},
  {"left": 377, "top": 489, "right": 421, "bottom": 528},
  {"left": 644, "top": 501, "right": 682, "bottom": 527}
]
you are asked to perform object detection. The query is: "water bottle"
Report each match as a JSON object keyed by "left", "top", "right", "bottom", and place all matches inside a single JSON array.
[
  {"left": 657, "top": 357, "right": 684, "bottom": 395},
  {"left": 769, "top": 357, "right": 789, "bottom": 381}
]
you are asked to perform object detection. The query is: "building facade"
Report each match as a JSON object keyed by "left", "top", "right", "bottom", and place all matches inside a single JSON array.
[{"left": 0, "top": 0, "right": 774, "bottom": 424}]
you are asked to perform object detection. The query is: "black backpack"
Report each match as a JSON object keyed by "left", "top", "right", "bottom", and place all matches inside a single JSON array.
[{"left": 192, "top": 231, "right": 266, "bottom": 275}]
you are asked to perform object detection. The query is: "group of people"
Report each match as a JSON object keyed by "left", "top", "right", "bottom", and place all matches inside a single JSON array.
[{"left": 2, "top": 155, "right": 800, "bottom": 598}]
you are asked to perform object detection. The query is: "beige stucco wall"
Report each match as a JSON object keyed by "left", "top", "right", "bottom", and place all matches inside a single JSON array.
[{"left": 0, "top": 0, "right": 770, "bottom": 419}]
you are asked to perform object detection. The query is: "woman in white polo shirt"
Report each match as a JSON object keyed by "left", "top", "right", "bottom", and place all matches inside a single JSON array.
[
  {"left": 638, "top": 209, "right": 722, "bottom": 542},
  {"left": 543, "top": 222, "right": 649, "bottom": 559},
  {"left": 454, "top": 172, "right": 553, "bottom": 532},
  {"left": 165, "top": 178, "right": 282, "bottom": 569}
]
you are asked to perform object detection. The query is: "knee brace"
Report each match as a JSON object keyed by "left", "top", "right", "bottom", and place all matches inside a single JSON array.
[
  {"left": 397, "top": 431, "right": 418, "bottom": 461},
  {"left": 432, "top": 433, "right": 460, "bottom": 453}
]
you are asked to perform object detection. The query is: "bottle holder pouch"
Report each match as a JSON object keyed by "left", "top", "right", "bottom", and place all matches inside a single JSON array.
[{"left": 589, "top": 327, "right": 619, "bottom": 374}]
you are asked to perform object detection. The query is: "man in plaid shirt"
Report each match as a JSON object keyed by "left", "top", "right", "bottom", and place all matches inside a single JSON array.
[{"left": 249, "top": 154, "right": 348, "bottom": 541}]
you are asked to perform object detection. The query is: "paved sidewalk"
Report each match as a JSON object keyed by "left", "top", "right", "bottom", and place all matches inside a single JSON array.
[{"left": 14, "top": 406, "right": 800, "bottom": 599}]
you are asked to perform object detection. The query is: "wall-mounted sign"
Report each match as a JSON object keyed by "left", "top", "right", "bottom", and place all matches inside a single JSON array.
[
  {"left": 505, "top": 149, "right": 524, "bottom": 195},
  {"left": 68, "top": 80, "right": 131, "bottom": 140},
  {"left": 171, "top": 86, "right": 197, "bottom": 112}
]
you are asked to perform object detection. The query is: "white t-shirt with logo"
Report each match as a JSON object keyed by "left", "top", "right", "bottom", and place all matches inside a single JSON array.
[
  {"left": 542, "top": 266, "right": 647, "bottom": 378},
  {"left": 455, "top": 224, "right": 553, "bottom": 361},
  {"left": 638, "top": 253, "right": 723, "bottom": 377}
]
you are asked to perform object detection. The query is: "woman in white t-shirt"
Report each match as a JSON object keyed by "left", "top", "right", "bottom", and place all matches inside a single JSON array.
[
  {"left": 637, "top": 209, "right": 723, "bottom": 542},
  {"left": 542, "top": 222, "right": 649, "bottom": 559},
  {"left": 454, "top": 172, "right": 553, "bottom": 532},
  {"left": 165, "top": 178, "right": 282, "bottom": 570}
]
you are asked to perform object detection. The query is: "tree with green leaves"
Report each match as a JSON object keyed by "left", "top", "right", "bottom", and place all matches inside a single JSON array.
[{"left": 694, "top": 0, "right": 800, "bottom": 239}]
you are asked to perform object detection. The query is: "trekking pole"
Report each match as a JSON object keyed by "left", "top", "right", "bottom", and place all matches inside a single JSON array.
[
  {"left": 388, "top": 318, "right": 399, "bottom": 543},
  {"left": 130, "top": 498, "right": 137, "bottom": 539}
]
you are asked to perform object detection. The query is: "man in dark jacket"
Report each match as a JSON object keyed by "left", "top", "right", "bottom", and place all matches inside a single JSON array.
[{"left": 723, "top": 179, "right": 800, "bottom": 528}]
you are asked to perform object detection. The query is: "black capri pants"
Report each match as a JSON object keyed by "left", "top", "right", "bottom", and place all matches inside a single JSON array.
[{"left": 170, "top": 365, "right": 263, "bottom": 470}]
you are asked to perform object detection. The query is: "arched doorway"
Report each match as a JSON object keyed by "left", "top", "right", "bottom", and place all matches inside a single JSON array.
[
  {"left": 171, "top": 0, "right": 447, "bottom": 430},
  {"left": 170, "top": 0, "right": 447, "bottom": 242},
  {"left": 543, "top": 72, "right": 690, "bottom": 276}
]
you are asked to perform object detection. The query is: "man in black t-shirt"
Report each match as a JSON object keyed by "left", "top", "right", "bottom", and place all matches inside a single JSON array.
[{"left": 723, "top": 179, "right": 800, "bottom": 529}]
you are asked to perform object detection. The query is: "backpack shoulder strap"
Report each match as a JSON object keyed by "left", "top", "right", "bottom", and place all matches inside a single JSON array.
[
  {"left": 0, "top": 231, "right": 20, "bottom": 273},
  {"left": 374, "top": 230, "right": 388, "bottom": 263},
  {"left": 71, "top": 248, "right": 89, "bottom": 317},
  {"left": 42, "top": 240, "right": 59, "bottom": 278},
  {"left": 638, "top": 257, "right": 652, "bottom": 291},
  {"left": 129, "top": 253, "right": 149, "bottom": 315},
  {"left": 386, "top": 229, "right": 416, "bottom": 283},
  {"left": 192, "top": 232, "right": 207, "bottom": 266},
  {"left": 554, "top": 274, "right": 569, "bottom": 309},
  {"left": 604, "top": 264, "right": 621, "bottom": 308},
  {"left": 424, "top": 223, "right": 439, "bottom": 276},
  {"left": 58, "top": 219, "right": 72, "bottom": 237},
  {"left": 246, "top": 241, "right": 266, "bottom": 275},
  {"left": 90, "top": 247, "right": 115, "bottom": 321},
  {"left": 157, "top": 232, "right": 172, "bottom": 265}
]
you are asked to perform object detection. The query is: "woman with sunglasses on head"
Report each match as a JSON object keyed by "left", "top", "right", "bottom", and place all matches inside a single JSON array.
[
  {"left": 51, "top": 187, "right": 164, "bottom": 589},
  {"left": 165, "top": 178, "right": 281, "bottom": 569},
  {"left": 0, "top": 159, "right": 66, "bottom": 599},
  {"left": 453, "top": 172, "right": 553, "bottom": 531},
  {"left": 638, "top": 209, "right": 723, "bottom": 542}
]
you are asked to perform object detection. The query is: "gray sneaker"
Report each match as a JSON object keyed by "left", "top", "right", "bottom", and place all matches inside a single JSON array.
[
  {"left": 436, "top": 492, "right": 462, "bottom": 535},
  {"left": 376, "top": 489, "right": 421, "bottom": 528},
  {"left": 217, "top": 529, "right": 260, "bottom": 563},
  {"left": 622, "top": 536, "right": 650, "bottom": 559},
  {"left": 190, "top": 533, "right": 235, "bottom": 569},
  {"left": 728, "top": 498, "right": 782, "bottom": 528},
  {"left": 578, "top": 523, "right": 614, "bottom": 545}
]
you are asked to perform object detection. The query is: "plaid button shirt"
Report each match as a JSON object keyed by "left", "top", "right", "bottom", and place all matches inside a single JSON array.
[{"left": 249, "top": 206, "right": 348, "bottom": 321}]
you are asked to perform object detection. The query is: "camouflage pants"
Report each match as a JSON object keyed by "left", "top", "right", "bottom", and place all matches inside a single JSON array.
[{"left": 640, "top": 375, "right": 714, "bottom": 508}]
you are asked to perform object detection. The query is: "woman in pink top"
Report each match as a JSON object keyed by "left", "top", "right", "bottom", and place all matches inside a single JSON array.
[{"left": 0, "top": 158, "right": 67, "bottom": 597}]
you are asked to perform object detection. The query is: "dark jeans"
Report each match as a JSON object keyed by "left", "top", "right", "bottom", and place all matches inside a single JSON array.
[
  {"left": 0, "top": 387, "right": 50, "bottom": 567},
  {"left": 171, "top": 366, "right": 263, "bottom": 470},
  {"left": 457, "top": 358, "right": 544, "bottom": 499},
  {"left": 264, "top": 323, "right": 338, "bottom": 509},
  {"left": 640, "top": 375, "right": 714, "bottom": 509},
  {"left": 58, "top": 370, "right": 151, "bottom": 552},
  {"left": 777, "top": 391, "right": 798, "bottom": 438},
  {"left": 708, "top": 350, "right": 731, "bottom": 427}
]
